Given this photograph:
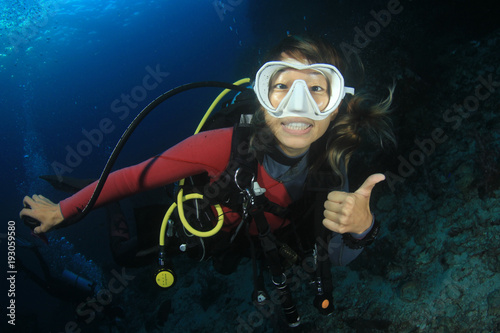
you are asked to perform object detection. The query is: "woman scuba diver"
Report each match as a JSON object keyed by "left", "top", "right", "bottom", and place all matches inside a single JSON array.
[{"left": 20, "top": 35, "right": 395, "bottom": 328}]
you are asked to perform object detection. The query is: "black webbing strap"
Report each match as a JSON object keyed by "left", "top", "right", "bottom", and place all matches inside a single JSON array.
[
  {"left": 313, "top": 191, "right": 335, "bottom": 315},
  {"left": 250, "top": 200, "right": 300, "bottom": 327}
]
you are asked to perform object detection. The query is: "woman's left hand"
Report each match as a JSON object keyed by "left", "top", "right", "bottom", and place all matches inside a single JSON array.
[{"left": 323, "top": 173, "right": 385, "bottom": 235}]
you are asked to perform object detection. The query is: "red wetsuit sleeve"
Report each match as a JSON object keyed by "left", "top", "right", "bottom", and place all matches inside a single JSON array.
[{"left": 59, "top": 128, "right": 233, "bottom": 219}]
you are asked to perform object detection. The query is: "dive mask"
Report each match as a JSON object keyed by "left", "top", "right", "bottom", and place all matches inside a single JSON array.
[{"left": 254, "top": 61, "right": 355, "bottom": 120}]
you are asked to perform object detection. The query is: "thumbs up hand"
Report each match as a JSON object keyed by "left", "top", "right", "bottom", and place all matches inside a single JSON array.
[{"left": 323, "top": 173, "right": 385, "bottom": 235}]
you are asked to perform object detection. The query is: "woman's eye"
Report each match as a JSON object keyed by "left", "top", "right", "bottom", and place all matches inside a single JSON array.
[
  {"left": 274, "top": 83, "right": 288, "bottom": 90},
  {"left": 310, "top": 85, "right": 324, "bottom": 92}
]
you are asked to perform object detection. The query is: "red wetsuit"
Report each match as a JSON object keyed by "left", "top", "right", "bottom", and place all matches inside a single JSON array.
[{"left": 60, "top": 127, "right": 292, "bottom": 235}]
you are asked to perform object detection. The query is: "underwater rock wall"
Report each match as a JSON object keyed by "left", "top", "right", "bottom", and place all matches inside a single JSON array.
[{"left": 336, "top": 27, "right": 500, "bottom": 332}]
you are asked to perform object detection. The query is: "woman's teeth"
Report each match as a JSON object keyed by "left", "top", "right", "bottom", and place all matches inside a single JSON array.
[{"left": 284, "top": 122, "right": 311, "bottom": 130}]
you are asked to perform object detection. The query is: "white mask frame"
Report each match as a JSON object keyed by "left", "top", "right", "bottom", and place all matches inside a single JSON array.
[{"left": 254, "top": 61, "right": 355, "bottom": 120}]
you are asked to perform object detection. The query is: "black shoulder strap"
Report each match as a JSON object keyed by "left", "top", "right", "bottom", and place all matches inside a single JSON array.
[
  {"left": 201, "top": 89, "right": 258, "bottom": 132},
  {"left": 201, "top": 125, "right": 256, "bottom": 209}
]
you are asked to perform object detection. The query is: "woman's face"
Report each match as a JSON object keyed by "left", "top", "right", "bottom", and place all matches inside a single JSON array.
[{"left": 265, "top": 57, "right": 338, "bottom": 157}]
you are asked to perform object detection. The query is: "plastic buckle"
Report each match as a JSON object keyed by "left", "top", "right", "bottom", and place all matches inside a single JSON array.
[{"left": 252, "top": 181, "right": 266, "bottom": 196}]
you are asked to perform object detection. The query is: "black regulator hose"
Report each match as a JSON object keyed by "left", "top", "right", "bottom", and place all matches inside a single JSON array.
[{"left": 53, "top": 81, "right": 248, "bottom": 228}]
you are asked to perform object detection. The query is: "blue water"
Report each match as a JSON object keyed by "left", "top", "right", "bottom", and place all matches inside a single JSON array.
[
  {"left": 2, "top": 0, "right": 250, "bottom": 189},
  {"left": 1, "top": 1, "right": 259, "bottom": 331},
  {"left": 2, "top": 1, "right": 254, "bottom": 219}
]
